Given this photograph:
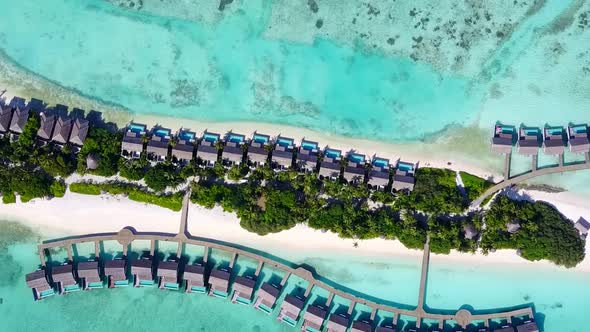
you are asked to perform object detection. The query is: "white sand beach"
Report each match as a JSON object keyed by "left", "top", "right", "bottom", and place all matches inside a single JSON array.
[{"left": 2, "top": 190, "right": 588, "bottom": 273}]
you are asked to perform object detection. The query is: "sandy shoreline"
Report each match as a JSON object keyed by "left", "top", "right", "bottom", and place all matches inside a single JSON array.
[{"left": 1, "top": 190, "right": 588, "bottom": 273}]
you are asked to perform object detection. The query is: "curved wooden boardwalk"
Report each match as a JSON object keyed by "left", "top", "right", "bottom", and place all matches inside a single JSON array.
[
  {"left": 471, "top": 152, "right": 590, "bottom": 208},
  {"left": 34, "top": 192, "right": 535, "bottom": 330}
]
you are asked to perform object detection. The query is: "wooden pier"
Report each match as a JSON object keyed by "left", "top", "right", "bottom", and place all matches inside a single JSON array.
[{"left": 34, "top": 191, "right": 535, "bottom": 329}]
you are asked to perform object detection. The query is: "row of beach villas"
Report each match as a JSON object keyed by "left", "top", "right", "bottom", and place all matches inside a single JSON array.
[
  {"left": 26, "top": 256, "right": 538, "bottom": 332},
  {"left": 0, "top": 98, "right": 89, "bottom": 150},
  {"left": 491, "top": 123, "right": 590, "bottom": 155},
  {"left": 122, "top": 123, "right": 418, "bottom": 192}
]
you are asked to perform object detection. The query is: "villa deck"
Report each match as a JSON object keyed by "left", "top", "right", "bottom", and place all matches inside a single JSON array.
[
  {"left": 517, "top": 127, "right": 541, "bottom": 156},
  {"left": 254, "top": 282, "right": 281, "bottom": 313},
  {"left": 231, "top": 275, "right": 256, "bottom": 304},
  {"left": 343, "top": 153, "right": 367, "bottom": 184},
  {"left": 368, "top": 157, "right": 391, "bottom": 190},
  {"left": 146, "top": 127, "right": 171, "bottom": 162},
  {"left": 542, "top": 126, "right": 566, "bottom": 155},
  {"left": 172, "top": 129, "right": 196, "bottom": 163},
  {"left": 184, "top": 263, "right": 206, "bottom": 293},
  {"left": 131, "top": 258, "right": 154, "bottom": 287},
  {"left": 121, "top": 123, "right": 147, "bottom": 159},
  {"left": 247, "top": 133, "right": 270, "bottom": 167},
  {"left": 208, "top": 268, "right": 231, "bottom": 298},
  {"left": 222, "top": 133, "right": 246, "bottom": 166},
  {"left": 157, "top": 260, "right": 179, "bottom": 290},
  {"left": 104, "top": 259, "right": 127, "bottom": 288},
  {"left": 302, "top": 303, "right": 328, "bottom": 332},
  {"left": 278, "top": 294, "right": 305, "bottom": 326},
  {"left": 25, "top": 270, "right": 54, "bottom": 301},
  {"left": 392, "top": 161, "right": 416, "bottom": 192},
  {"left": 351, "top": 319, "right": 373, "bottom": 332},
  {"left": 52, "top": 264, "right": 79, "bottom": 294},
  {"left": 568, "top": 124, "right": 590, "bottom": 154},
  {"left": 77, "top": 261, "right": 102, "bottom": 290},
  {"left": 319, "top": 148, "right": 342, "bottom": 181},
  {"left": 297, "top": 140, "right": 320, "bottom": 172},
  {"left": 491, "top": 124, "right": 514, "bottom": 154},
  {"left": 326, "top": 312, "right": 351, "bottom": 332},
  {"left": 272, "top": 136, "right": 295, "bottom": 169}
]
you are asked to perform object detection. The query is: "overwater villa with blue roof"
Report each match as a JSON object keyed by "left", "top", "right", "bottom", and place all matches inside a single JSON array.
[
  {"left": 343, "top": 152, "right": 367, "bottom": 185},
  {"left": 208, "top": 267, "right": 232, "bottom": 298},
  {"left": 52, "top": 263, "right": 80, "bottom": 294},
  {"left": 272, "top": 135, "right": 295, "bottom": 169},
  {"left": 567, "top": 123, "right": 590, "bottom": 154},
  {"left": 77, "top": 260, "right": 103, "bottom": 290},
  {"left": 131, "top": 257, "right": 155, "bottom": 287},
  {"left": 157, "top": 259, "right": 180, "bottom": 291},
  {"left": 222, "top": 132, "right": 246, "bottom": 166},
  {"left": 172, "top": 128, "right": 196, "bottom": 164},
  {"left": 368, "top": 157, "right": 391, "bottom": 190},
  {"left": 197, "top": 131, "right": 221, "bottom": 167},
  {"left": 319, "top": 147, "right": 342, "bottom": 181},
  {"left": 121, "top": 122, "right": 147, "bottom": 159},
  {"left": 146, "top": 126, "right": 172, "bottom": 162},
  {"left": 392, "top": 161, "right": 417, "bottom": 192},
  {"left": 247, "top": 132, "right": 271, "bottom": 168},
  {"left": 542, "top": 126, "right": 567, "bottom": 156},
  {"left": 491, "top": 124, "right": 515, "bottom": 154},
  {"left": 184, "top": 263, "right": 206, "bottom": 294},
  {"left": 231, "top": 275, "right": 257, "bottom": 305},
  {"left": 297, "top": 139, "right": 320, "bottom": 172},
  {"left": 517, "top": 126, "right": 541, "bottom": 156}
]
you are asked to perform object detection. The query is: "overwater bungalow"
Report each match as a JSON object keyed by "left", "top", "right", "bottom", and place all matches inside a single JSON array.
[
  {"left": 574, "top": 217, "right": 590, "bottom": 238},
  {"left": 326, "top": 312, "right": 351, "bottom": 332},
  {"left": 8, "top": 106, "right": 29, "bottom": 141},
  {"left": 69, "top": 118, "right": 90, "bottom": 150},
  {"left": 146, "top": 126, "right": 171, "bottom": 162},
  {"left": 368, "top": 157, "right": 391, "bottom": 190},
  {"left": 104, "top": 259, "right": 128, "bottom": 288},
  {"left": 247, "top": 133, "right": 271, "bottom": 168},
  {"left": 77, "top": 260, "right": 103, "bottom": 290},
  {"left": 52, "top": 263, "right": 80, "bottom": 294},
  {"left": 491, "top": 124, "right": 515, "bottom": 154},
  {"left": 278, "top": 294, "right": 306, "bottom": 326},
  {"left": 184, "top": 263, "right": 206, "bottom": 294},
  {"left": 37, "top": 111, "right": 56, "bottom": 143},
  {"left": 208, "top": 267, "right": 231, "bottom": 298},
  {"left": 302, "top": 303, "right": 329, "bottom": 332},
  {"left": 375, "top": 323, "right": 397, "bottom": 331},
  {"left": 197, "top": 131, "right": 221, "bottom": 167},
  {"left": 222, "top": 132, "right": 246, "bottom": 166},
  {"left": 319, "top": 148, "right": 342, "bottom": 181},
  {"left": 351, "top": 319, "right": 373, "bottom": 332},
  {"left": 392, "top": 161, "right": 416, "bottom": 192},
  {"left": 25, "top": 269, "right": 55, "bottom": 301},
  {"left": 131, "top": 257, "right": 154, "bottom": 287},
  {"left": 272, "top": 136, "right": 295, "bottom": 169},
  {"left": 121, "top": 122, "right": 147, "bottom": 159},
  {"left": 343, "top": 152, "right": 367, "bottom": 184},
  {"left": 157, "top": 259, "right": 179, "bottom": 290},
  {"left": 0, "top": 105, "right": 12, "bottom": 138},
  {"left": 51, "top": 116, "right": 74, "bottom": 147},
  {"left": 493, "top": 325, "right": 515, "bottom": 332},
  {"left": 517, "top": 126, "right": 541, "bottom": 155},
  {"left": 542, "top": 126, "right": 566, "bottom": 155},
  {"left": 567, "top": 123, "right": 590, "bottom": 153},
  {"left": 254, "top": 282, "right": 282, "bottom": 314},
  {"left": 515, "top": 319, "right": 538, "bottom": 332},
  {"left": 172, "top": 128, "right": 196, "bottom": 164},
  {"left": 297, "top": 139, "right": 320, "bottom": 172},
  {"left": 231, "top": 275, "right": 256, "bottom": 305}
]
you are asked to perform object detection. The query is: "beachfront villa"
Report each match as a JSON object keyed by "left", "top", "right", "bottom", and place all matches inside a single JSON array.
[
  {"left": 278, "top": 294, "right": 306, "bottom": 326},
  {"left": 574, "top": 217, "right": 589, "bottom": 238},
  {"left": 392, "top": 161, "right": 416, "bottom": 192},
  {"left": 51, "top": 116, "right": 74, "bottom": 147},
  {"left": 37, "top": 111, "right": 56, "bottom": 143},
  {"left": 254, "top": 282, "right": 282, "bottom": 314},
  {"left": 104, "top": 259, "right": 128, "bottom": 288},
  {"left": 491, "top": 124, "right": 515, "bottom": 154},
  {"left": 343, "top": 152, "right": 367, "bottom": 185},
  {"left": 208, "top": 267, "right": 231, "bottom": 298},
  {"left": 8, "top": 106, "right": 29, "bottom": 141},
  {"left": 131, "top": 257, "right": 155, "bottom": 287},
  {"left": 172, "top": 129, "right": 196, "bottom": 164},
  {"left": 222, "top": 132, "right": 246, "bottom": 166},
  {"left": 25, "top": 270, "right": 55, "bottom": 301},
  {"left": 197, "top": 131, "right": 220, "bottom": 167},
  {"left": 121, "top": 122, "right": 147, "bottom": 159},
  {"left": 567, "top": 123, "right": 590, "bottom": 154},
  {"left": 297, "top": 139, "right": 320, "bottom": 172},
  {"left": 542, "top": 126, "right": 566, "bottom": 155},
  {"left": 183, "top": 263, "right": 206, "bottom": 294},
  {"left": 517, "top": 126, "right": 541, "bottom": 155},
  {"left": 0, "top": 105, "right": 13, "bottom": 138},
  {"left": 319, "top": 147, "right": 342, "bottom": 181},
  {"left": 69, "top": 118, "right": 90, "bottom": 150},
  {"left": 157, "top": 259, "right": 180, "bottom": 290},
  {"left": 351, "top": 319, "right": 373, "bottom": 332},
  {"left": 231, "top": 275, "right": 256, "bottom": 305},
  {"left": 368, "top": 157, "right": 391, "bottom": 190},
  {"left": 146, "top": 126, "right": 171, "bottom": 162},
  {"left": 272, "top": 136, "right": 295, "bottom": 170},
  {"left": 326, "top": 312, "right": 351, "bottom": 332},
  {"left": 247, "top": 133, "right": 271, "bottom": 168},
  {"left": 77, "top": 260, "right": 103, "bottom": 290},
  {"left": 52, "top": 263, "right": 80, "bottom": 294},
  {"left": 302, "top": 303, "right": 329, "bottom": 332}
]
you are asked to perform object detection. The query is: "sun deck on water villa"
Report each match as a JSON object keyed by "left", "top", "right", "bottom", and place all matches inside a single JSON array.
[
  {"left": 343, "top": 152, "right": 367, "bottom": 185},
  {"left": 319, "top": 147, "right": 342, "bottom": 181},
  {"left": 52, "top": 263, "right": 80, "bottom": 294},
  {"left": 77, "top": 260, "right": 103, "bottom": 290},
  {"left": 121, "top": 122, "right": 147, "bottom": 159},
  {"left": 184, "top": 263, "right": 206, "bottom": 294},
  {"left": 567, "top": 123, "right": 590, "bottom": 153},
  {"left": 516, "top": 126, "right": 541, "bottom": 156},
  {"left": 208, "top": 267, "right": 231, "bottom": 298},
  {"left": 491, "top": 124, "right": 515, "bottom": 154},
  {"left": 157, "top": 259, "right": 180, "bottom": 290},
  {"left": 231, "top": 275, "right": 257, "bottom": 305},
  {"left": 247, "top": 132, "right": 271, "bottom": 168},
  {"left": 272, "top": 136, "right": 295, "bottom": 169},
  {"left": 104, "top": 259, "right": 128, "bottom": 288},
  {"left": 254, "top": 282, "right": 282, "bottom": 314},
  {"left": 172, "top": 128, "right": 196, "bottom": 164},
  {"left": 146, "top": 126, "right": 171, "bottom": 162},
  {"left": 197, "top": 131, "right": 220, "bottom": 167},
  {"left": 131, "top": 257, "right": 154, "bottom": 287},
  {"left": 542, "top": 126, "right": 566, "bottom": 155},
  {"left": 392, "top": 161, "right": 416, "bottom": 192},
  {"left": 297, "top": 139, "right": 320, "bottom": 172},
  {"left": 25, "top": 270, "right": 54, "bottom": 301}
]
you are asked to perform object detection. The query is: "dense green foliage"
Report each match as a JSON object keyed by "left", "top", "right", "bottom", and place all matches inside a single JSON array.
[
  {"left": 69, "top": 182, "right": 183, "bottom": 211},
  {"left": 77, "top": 128, "right": 122, "bottom": 176},
  {"left": 0, "top": 165, "right": 56, "bottom": 202},
  {"left": 144, "top": 163, "right": 183, "bottom": 192},
  {"left": 481, "top": 195, "right": 585, "bottom": 267},
  {"left": 119, "top": 158, "right": 149, "bottom": 180},
  {"left": 397, "top": 168, "right": 466, "bottom": 214},
  {"left": 460, "top": 171, "right": 494, "bottom": 202}
]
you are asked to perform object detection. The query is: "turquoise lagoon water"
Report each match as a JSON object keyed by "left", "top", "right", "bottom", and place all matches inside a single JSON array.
[{"left": 1, "top": 221, "right": 589, "bottom": 331}]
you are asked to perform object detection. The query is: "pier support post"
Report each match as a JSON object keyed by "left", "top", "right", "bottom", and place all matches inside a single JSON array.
[
  {"left": 280, "top": 272, "right": 291, "bottom": 286},
  {"left": 150, "top": 240, "right": 156, "bottom": 257},
  {"left": 439, "top": 320, "right": 444, "bottom": 329},
  {"left": 586, "top": 152, "right": 589, "bottom": 163},
  {"left": 326, "top": 293, "right": 335, "bottom": 306},
  {"left": 370, "top": 307, "right": 377, "bottom": 321},
  {"left": 507, "top": 316, "right": 512, "bottom": 324},
  {"left": 94, "top": 241, "right": 100, "bottom": 258},
  {"left": 304, "top": 283, "right": 314, "bottom": 297},
  {"left": 229, "top": 253, "right": 237, "bottom": 269},
  {"left": 203, "top": 246, "right": 209, "bottom": 264},
  {"left": 122, "top": 244, "right": 128, "bottom": 257},
  {"left": 255, "top": 261, "right": 264, "bottom": 276},
  {"left": 38, "top": 248, "right": 46, "bottom": 267},
  {"left": 347, "top": 302, "right": 355, "bottom": 315},
  {"left": 392, "top": 313, "right": 399, "bottom": 325},
  {"left": 66, "top": 244, "right": 73, "bottom": 262},
  {"left": 176, "top": 241, "right": 183, "bottom": 259}
]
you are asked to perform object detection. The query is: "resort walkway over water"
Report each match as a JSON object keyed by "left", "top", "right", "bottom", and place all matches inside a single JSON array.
[{"left": 30, "top": 191, "right": 536, "bottom": 331}]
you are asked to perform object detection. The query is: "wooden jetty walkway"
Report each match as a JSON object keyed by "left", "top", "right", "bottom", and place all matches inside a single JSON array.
[
  {"left": 32, "top": 191, "right": 535, "bottom": 330},
  {"left": 471, "top": 151, "right": 590, "bottom": 208}
]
